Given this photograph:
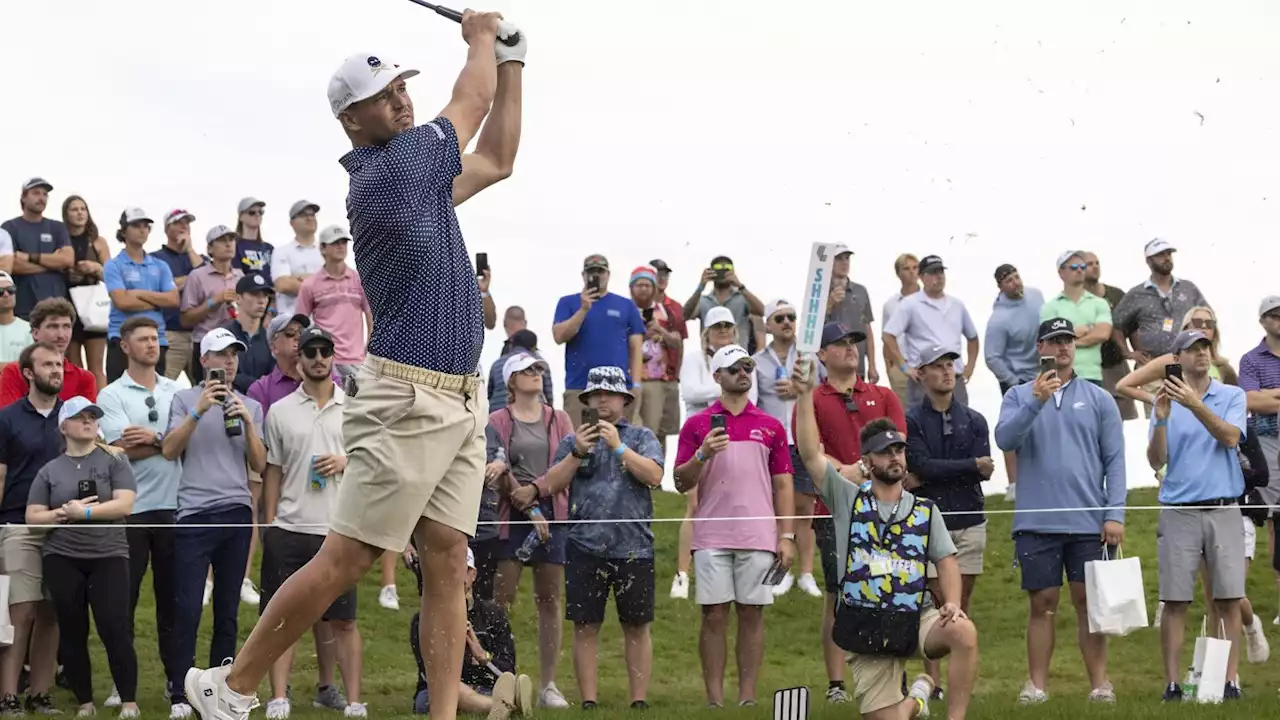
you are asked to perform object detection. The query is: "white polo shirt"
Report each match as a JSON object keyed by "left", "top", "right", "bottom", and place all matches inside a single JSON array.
[
  {"left": 264, "top": 383, "right": 346, "bottom": 536},
  {"left": 271, "top": 238, "right": 324, "bottom": 316}
]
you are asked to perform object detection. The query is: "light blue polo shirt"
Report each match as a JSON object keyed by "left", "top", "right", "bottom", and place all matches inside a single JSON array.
[
  {"left": 104, "top": 251, "right": 176, "bottom": 343},
  {"left": 1151, "top": 379, "right": 1247, "bottom": 504},
  {"left": 98, "top": 372, "right": 183, "bottom": 514}
]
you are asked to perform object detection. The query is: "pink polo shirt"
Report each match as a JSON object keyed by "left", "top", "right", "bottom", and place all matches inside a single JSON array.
[
  {"left": 296, "top": 266, "right": 371, "bottom": 365},
  {"left": 675, "top": 400, "right": 792, "bottom": 553}
]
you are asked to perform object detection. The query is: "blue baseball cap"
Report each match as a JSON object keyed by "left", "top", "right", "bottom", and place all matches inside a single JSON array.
[
  {"left": 820, "top": 322, "right": 865, "bottom": 349},
  {"left": 1172, "top": 330, "right": 1210, "bottom": 353}
]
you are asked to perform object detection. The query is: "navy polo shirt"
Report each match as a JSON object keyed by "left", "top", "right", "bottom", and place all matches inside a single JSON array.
[
  {"left": 104, "top": 251, "right": 176, "bottom": 343},
  {"left": 0, "top": 398, "right": 65, "bottom": 523},
  {"left": 151, "top": 247, "right": 203, "bottom": 332},
  {"left": 0, "top": 217, "right": 70, "bottom": 318},
  {"left": 338, "top": 117, "right": 482, "bottom": 376},
  {"left": 219, "top": 319, "right": 274, "bottom": 394}
]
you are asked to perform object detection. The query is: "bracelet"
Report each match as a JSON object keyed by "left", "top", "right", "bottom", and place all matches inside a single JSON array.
[
  {"left": 207, "top": 298, "right": 217, "bottom": 309},
  {"left": 900, "top": 363, "right": 909, "bottom": 374},
  {"left": 84, "top": 507, "right": 91, "bottom": 521},
  {"left": 1155, "top": 419, "right": 1168, "bottom": 428},
  {"left": 695, "top": 449, "right": 706, "bottom": 463},
  {"left": 613, "top": 444, "right": 628, "bottom": 458},
  {"left": 190, "top": 409, "right": 202, "bottom": 421}
]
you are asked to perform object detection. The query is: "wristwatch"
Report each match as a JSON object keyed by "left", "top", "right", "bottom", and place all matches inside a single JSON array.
[
  {"left": 570, "top": 446, "right": 590, "bottom": 460},
  {"left": 153, "top": 431, "right": 164, "bottom": 447},
  {"left": 780, "top": 533, "right": 796, "bottom": 543}
]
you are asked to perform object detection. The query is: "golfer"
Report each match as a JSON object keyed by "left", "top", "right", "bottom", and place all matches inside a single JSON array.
[{"left": 182, "top": 11, "right": 526, "bottom": 720}]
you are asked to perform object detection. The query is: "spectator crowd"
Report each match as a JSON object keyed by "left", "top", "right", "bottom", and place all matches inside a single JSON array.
[{"left": 3, "top": 175, "right": 1280, "bottom": 719}]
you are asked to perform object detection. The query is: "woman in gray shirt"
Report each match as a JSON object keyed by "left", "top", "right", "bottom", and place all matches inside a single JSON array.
[{"left": 26, "top": 397, "right": 138, "bottom": 717}]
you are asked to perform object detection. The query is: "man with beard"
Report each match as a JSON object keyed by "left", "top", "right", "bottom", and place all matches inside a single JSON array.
[
  {"left": 683, "top": 255, "right": 765, "bottom": 352},
  {"left": 883, "top": 256, "right": 979, "bottom": 407},
  {"left": 1082, "top": 252, "right": 1138, "bottom": 421},
  {"left": 984, "top": 265, "right": 1042, "bottom": 503},
  {"left": 674, "top": 345, "right": 794, "bottom": 708},
  {"left": 1111, "top": 239, "right": 1209, "bottom": 417},
  {"left": 995, "top": 318, "right": 1125, "bottom": 704},
  {"left": 630, "top": 266, "right": 684, "bottom": 453},
  {"left": 1, "top": 178, "right": 73, "bottom": 320},
  {"left": 0, "top": 298, "right": 97, "bottom": 405},
  {"left": 795, "top": 372, "right": 978, "bottom": 720},
  {"left": 151, "top": 209, "right": 206, "bottom": 382},
  {"left": 259, "top": 328, "right": 366, "bottom": 717},
  {"left": 0, "top": 342, "right": 68, "bottom": 714}
]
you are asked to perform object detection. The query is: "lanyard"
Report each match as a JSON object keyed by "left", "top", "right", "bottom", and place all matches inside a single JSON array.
[{"left": 865, "top": 493, "right": 903, "bottom": 549}]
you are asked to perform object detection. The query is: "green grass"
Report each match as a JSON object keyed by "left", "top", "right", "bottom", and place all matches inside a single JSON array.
[{"left": 69, "top": 488, "right": 1280, "bottom": 718}]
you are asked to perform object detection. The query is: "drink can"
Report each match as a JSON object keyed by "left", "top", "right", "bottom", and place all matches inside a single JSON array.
[{"left": 310, "top": 455, "right": 326, "bottom": 490}]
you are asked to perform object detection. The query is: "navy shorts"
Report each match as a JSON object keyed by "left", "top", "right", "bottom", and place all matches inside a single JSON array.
[
  {"left": 498, "top": 495, "right": 567, "bottom": 565},
  {"left": 814, "top": 516, "right": 838, "bottom": 593},
  {"left": 1013, "top": 532, "right": 1109, "bottom": 592},
  {"left": 789, "top": 445, "right": 815, "bottom": 496}
]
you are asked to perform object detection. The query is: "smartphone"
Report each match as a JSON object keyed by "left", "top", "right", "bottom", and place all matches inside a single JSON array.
[
  {"left": 77, "top": 480, "right": 95, "bottom": 501},
  {"left": 1039, "top": 357, "right": 1056, "bottom": 376},
  {"left": 1165, "top": 363, "right": 1184, "bottom": 383},
  {"left": 582, "top": 408, "right": 599, "bottom": 427},
  {"left": 710, "top": 414, "right": 726, "bottom": 432},
  {"left": 761, "top": 556, "right": 789, "bottom": 586},
  {"left": 208, "top": 367, "right": 227, "bottom": 401},
  {"left": 713, "top": 267, "right": 727, "bottom": 281},
  {"left": 642, "top": 307, "right": 655, "bottom": 323},
  {"left": 475, "top": 252, "right": 489, "bottom": 277},
  {"left": 586, "top": 275, "right": 601, "bottom": 293}
]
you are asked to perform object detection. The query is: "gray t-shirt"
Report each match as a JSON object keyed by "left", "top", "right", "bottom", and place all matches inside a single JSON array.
[
  {"left": 819, "top": 463, "right": 956, "bottom": 591},
  {"left": 826, "top": 280, "right": 875, "bottom": 375},
  {"left": 168, "top": 387, "right": 264, "bottom": 520},
  {"left": 27, "top": 448, "right": 137, "bottom": 559},
  {"left": 510, "top": 418, "right": 550, "bottom": 483}
]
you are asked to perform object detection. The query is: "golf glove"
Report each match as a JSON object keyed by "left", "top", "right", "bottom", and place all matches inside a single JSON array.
[{"left": 495, "top": 21, "right": 526, "bottom": 65}]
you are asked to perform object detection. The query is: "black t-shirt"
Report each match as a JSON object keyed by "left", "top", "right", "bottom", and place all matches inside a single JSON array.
[{"left": 1098, "top": 285, "right": 1127, "bottom": 368}]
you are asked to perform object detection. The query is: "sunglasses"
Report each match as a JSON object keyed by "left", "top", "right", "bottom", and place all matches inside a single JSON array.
[
  {"left": 942, "top": 411, "right": 953, "bottom": 437},
  {"left": 711, "top": 322, "right": 736, "bottom": 331},
  {"left": 1066, "top": 263, "right": 1086, "bottom": 271},
  {"left": 1189, "top": 318, "right": 1216, "bottom": 330},
  {"left": 145, "top": 395, "right": 158, "bottom": 423},
  {"left": 244, "top": 209, "right": 264, "bottom": 217},
  {"left": 843, "top": 391, "right": 860, "bottom": 414},
  {"left": 0, "top": 288, "right": 14, "bottom": 297},
  {"left": 771, "top": 313, "right": 796, "bottom": 323},
  {"left": 723, "top": 361, "right": 755, "bottom": 375},
  {"left": 302, "top": 345, "right": 335, "bottom": 359}
]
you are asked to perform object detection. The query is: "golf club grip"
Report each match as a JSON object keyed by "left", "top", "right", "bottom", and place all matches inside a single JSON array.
[{"left": 407, "top": 1, "right": 521, "bottom": 46}]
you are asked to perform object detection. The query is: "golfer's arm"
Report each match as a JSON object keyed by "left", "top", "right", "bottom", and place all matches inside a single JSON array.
[
  {"left": 439, "top": 40, "right": 499, "bottom": 155},
  {"left": 453, "top": 63, "right": 521, "bottom": 207}
]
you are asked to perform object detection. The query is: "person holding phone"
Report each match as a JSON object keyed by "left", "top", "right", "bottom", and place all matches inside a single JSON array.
[
  {"left": 629, "top": 266, "right": 684, "bottom": 455},
  {"left": 1148, "top": 330, "right": 1250, "bottom": 701},
  {"left": 473, "top": 252, "right": 497, "bottom": 331},
  {"left": 994, "top": 317, "right": 1126, "bottom": 704},
  {"left": 673, "top": 345, "right": 794, "bottom": 708},
  {"left": 25, "top": 396, "right": 138, "bottom": 717}
]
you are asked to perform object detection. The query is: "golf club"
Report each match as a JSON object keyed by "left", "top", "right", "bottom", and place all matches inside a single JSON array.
[{"left": 405, "top": 0, "right": 521, "bottom": 46}]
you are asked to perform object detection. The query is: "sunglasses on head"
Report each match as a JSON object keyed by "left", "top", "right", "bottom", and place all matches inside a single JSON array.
[
  {"left": 302, "top": 345, "right": 334, "bottom": 359},
  {"left": 724, "top": 361, "right": 755, "bottom": 375},
  {"left": 1189, "top": 318, "right": 1216, "bottom": 330},
  {"left": 143, "top": 395, "right": 159, "bottom": 423},
  {"left": 711, "top": 263, "right": 733, "bottom": 272},
  {"left": 843, "top": 390, "right": 860, "bottom": 414}
]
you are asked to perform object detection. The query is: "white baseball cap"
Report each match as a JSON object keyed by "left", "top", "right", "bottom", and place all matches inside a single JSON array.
[
  {"left": 237, "top": 197, "right": 266, "bottom": 214},
  {"left": 503, "top": 353, "right": 547, "bottom": 385},
  {"left": 164, "top": 208, "right": 196, "bottom": 226},
  {"left": 328, "top": 53, "right": 420, "bottom": 118},
  {"left": 289, "top": 199, "right": 320, "bottom": 220},
  {"left": 319, "top": 225, "right": 353, "bottom": 245},
  {"left": 704, "top": 306, "right": 735, "bottom": 328},
  {"left": 120, "top": 207, "right": 153, "bottom": 225},
  {"left": 1144, "top": 237, "right": 1176, "bottom": 258},
  {"left": 57, "top": 396, "right": 103, "bottom": 426},
  {"left": 710, "top": 345, "right": 751, "bottom": 374},
  {"left": 0, "top": 271, "right": 13, "bottom": 287},
  {"left": 1055, "top": 250, "right": 1084, "bottom": 268},
  {"left": 206, "top": 225, "right": 236, "bottom": 244},
  {"left": 764, "top": 299, "right": 794, "bottom": 320},
  {"left": 200, "top": 327, "right": 248, "bottom": 356}
]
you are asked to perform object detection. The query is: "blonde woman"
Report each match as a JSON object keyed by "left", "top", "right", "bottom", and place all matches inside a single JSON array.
[{"left": 670, "top": 307, "right": 757, "bottom": 599}]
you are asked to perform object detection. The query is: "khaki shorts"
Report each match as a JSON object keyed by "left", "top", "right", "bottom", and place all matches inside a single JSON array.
[
  {"left": 329, "top": 356, "right": 487, "bottom": 552},
  {"left": 850, "top": 608, "right": 941, "bottom": 714},
  {"left": 639, "top": 380, "right": 682, "bottom": 438},
  {"left": 163, "top": 331, "right": 193, "bottom": 382},
  {"left": 0, "top": 527, "right": 47, "bottom": 605},
  {"left": 927, "top": 522, "right": 987, "bottom": 578}
]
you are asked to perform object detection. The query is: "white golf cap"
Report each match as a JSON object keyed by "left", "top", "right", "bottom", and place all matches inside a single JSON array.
[
  {"left": 704, "top": 306, "right": 735, "bottom": 328},
  {"left": 289, "top": 199, "right": 320, "bottom": 220},
  {"left": 503, "top": 353, "right": 547, "bottom": 385},
  {"left": 1144, "top": 237, "right": 1176, "bottom": 258},
  {"left": 319, "top": 225, "right": 352, "bottom": 245},
  {"left": 120, "top": 207, "right": 153, "bottom": 225},
  {"left": 200, "top": 327, "right": 248, "bottom": 356},
  {"left": 328, "top": 52, "right": 420, "bottom": 118},
  {"left": 22, "top": 177, "right": 52, "bottom": 192},
  {"left": 709, "top": 345, "right": 752, "bottom": 374},
  {"left": 0, "top": 271, "right": 14, "bottom": 286},
  {"left": 164, "top": 208, "right": 196, "bottom": 226},
  {"left": 237, "top": 197, "right": 266, "bottom": 214},
  {"left": 764, "top": 299, "right": 794, "bottom": 320},
  {"left": 1055, "top": 250, "right": 1084, "bottom": 268},
  {"left": 1259, "top": 296, "right": 1280, "bottom": 318},
  {"left": 57, "top": 396, "right": 104, "bottom": 426},
  {"left": 206, "top": 225, "right": 236, "bottom": 244}
]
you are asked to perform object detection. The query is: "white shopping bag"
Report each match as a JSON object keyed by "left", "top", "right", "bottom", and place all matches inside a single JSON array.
[
  {"left": 1192, "top": 619, "right": 1232, "bottom": 704},
  {"left": 0, "top": 575, "right": 12, "bottom": 646},
  {"left": 1085, "top": 546, "right": 1148, "bottom": 636},
  {"left": 69, "top": 283, "right": 110, "bottom": 333}
]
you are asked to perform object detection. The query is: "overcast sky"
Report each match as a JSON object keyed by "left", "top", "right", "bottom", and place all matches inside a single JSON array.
[{"left": 5, "top": 0, "right": 1279, "bottom": 492}]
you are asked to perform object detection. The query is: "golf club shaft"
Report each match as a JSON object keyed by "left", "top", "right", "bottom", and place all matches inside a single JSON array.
[{"left": 405, "top": 0, "right": 520, "bottom": 46}]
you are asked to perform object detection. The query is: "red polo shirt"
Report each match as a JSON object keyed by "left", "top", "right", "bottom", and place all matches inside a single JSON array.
[
  {"left": 0, "top": 358, "right": 98, "bottom": 407},
  {"left": 792, "top": 377, "right": 906, "bottom": 466}
]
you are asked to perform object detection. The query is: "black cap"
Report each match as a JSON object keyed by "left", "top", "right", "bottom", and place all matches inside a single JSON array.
[
  {"left": 649, "top": 259, "right": 672, "bottom": 273},
  {"left": 299, "top": 326, "right": 334, "bottom": 347},
  {"left": 863, "top": 428, "right": 907, "bottom": 454},
  {"left": 509, "top": 329, "right": 538, "bottom": 352},
  {"left": 1037, "top": 317, "right": 1076, "bottom": 342},
  {"left": 919, "top": 255, "right": 946, "bottom": 274},
  {"left": 236, "top": 273, "right": 272, "bottom": 294},
  {"left": 994, "top": 263, "right": 1017, "bottom": 284},
  {"left": 918, "top": 345, "right": 961, "bottom": 367},
  {"left": 821, "top": 321, "right": 866, "bottom": 348},
  {"left": 710, "top": 255, "right": 733, "bottom": 266}
]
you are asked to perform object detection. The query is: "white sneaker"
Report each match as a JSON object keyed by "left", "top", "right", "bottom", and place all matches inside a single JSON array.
[
  {"left": 670, "top": 572, "right": 690, "bottom": 600},
  {"left": 539, "top": 682, "right": 570, "bottom": 708},
  {"left": 104, "top": 687, "right": 120, "bottom": 708},
  {"left": 1017, "top": 680, "right": 1048, "bottom": 705},
  {"left": 342, "top": 703, "right": 367, "bottom": 718},
  {"left": 1088, "top": 682, "right": 1116, "bottom": 703},
  {"left": 1153, "top": 601, "right": 1164, "bottom": 628},
  {"left": 1005, "top": 484, "right": 1017, "bottom": 503},
  {"left": 771, "top": 573, "right": 795, "bottom": 597},
  {"left": 797, "top": 573, "right": 823, "bottom": 597},
  {"left": 378, "top": 585, "right": 400, "bottom": 610},
  {"left": 240, "top": 578, "right": 261, "bottom": 605},
  {"left": 907, "top": 674, "right": 934, "bottom": 718},
  {"left": 825, "top": 686, "right": 851, "bottom": 704},
  {"left": 75, "top": 706, "right": 95, "bottom": 718},
  {"left": 119, "top": 708, "right": 139, "bottom": 720},
  {"left": 169, "top": 702, "right": 194, "bottom": 719},
  {"left": 203, "top": 579, "right": 213, "bottom": 607},
  {"left": 184, "top": 664, "right": 261, "bottom": 720},
  {"left": 265, "top": 699, "right": 290, "bottom": 720},
  {"left": 487, "top": 673, "right": 517, "bottom": 720},
  {"left": 1246, "top": 615, "right": 1271, "bottom": 663}
]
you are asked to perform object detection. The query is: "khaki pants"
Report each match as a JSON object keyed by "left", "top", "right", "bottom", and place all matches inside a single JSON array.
[
  {"left": 1101, "top": 362, "right": 1139, "bottom": 421},
  {"left": 886, "top": 363, "right": 911, "bottom": 410},
  {"left": 850, "top": 608, "right": 942, "bottom": 714},
  {"left": 330, "top": 355, "right": 487, "bottom": 551},
  {"left": 164, "top": 330, "right": 193, "bottom": 382},
  {"left": 564, "top": 389, "right": 641, "bottom": 428},
  {"left": 639, "top": 380, "right": 681, "bottom": 447}
]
